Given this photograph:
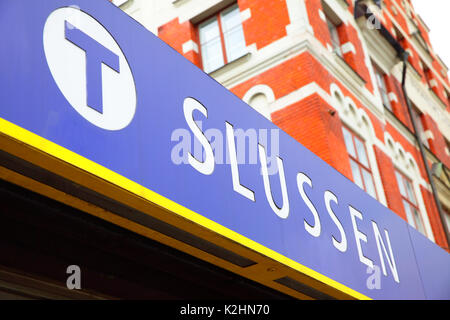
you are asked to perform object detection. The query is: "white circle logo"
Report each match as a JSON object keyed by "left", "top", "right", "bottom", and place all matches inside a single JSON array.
[{"left": 43, "top": 7, "right": 136, "bottom": 130}]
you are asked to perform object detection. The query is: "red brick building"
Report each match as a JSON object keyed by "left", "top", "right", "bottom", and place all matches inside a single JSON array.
[{"left": 118, "top": 0, "right": 450, "bottom": 250}]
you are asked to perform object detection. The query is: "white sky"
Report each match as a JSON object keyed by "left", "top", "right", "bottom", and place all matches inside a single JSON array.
[{"left": 412, "top": 0, "right": 450, "bottom": 71}]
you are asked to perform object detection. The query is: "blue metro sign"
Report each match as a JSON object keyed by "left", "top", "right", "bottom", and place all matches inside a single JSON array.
[{"left": 0, "top": 0, "right": 449, "bottom": 300}]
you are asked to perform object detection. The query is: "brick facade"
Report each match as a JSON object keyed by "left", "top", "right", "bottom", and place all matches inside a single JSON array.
[{"left": 271, "top": 94, "right": 353, "bottom": 180}]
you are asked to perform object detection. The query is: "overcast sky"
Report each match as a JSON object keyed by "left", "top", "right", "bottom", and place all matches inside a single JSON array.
[{"left": 412, "top": 0, "right": 450, "bottom": 71}]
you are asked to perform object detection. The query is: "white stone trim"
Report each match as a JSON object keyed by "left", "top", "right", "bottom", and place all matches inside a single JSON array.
[
  {"left": 242, "top": 84, "right": 275, "bottom": 104},
  {"left": 182, "top": 40, "right": 198, "bottom": 54},
  {"left": 391, "top": 5, "right": 398, "bottom": 16},
  {"left": 326, "top": 43, "right": 333, "bottom": 53},
  {"left": 391, "top": 28, "right": 396, "bottom": 37},
  {"left": 340, "top": 42, "right": 356, "bottom": 55},
  {"left": 242, "top": 84, "right": 275, "bottom": 120},
  {"left": 240, "top": 8, "right": 251, "bottom": 22},
  {"left": 318, "top": 9, "right": 326, "bottom": 22},
  {"left": 271, "top": 82, "right": 331, "bottom": 113},
  {"left": 423, "top": 130, "right": 434, "bottom": 141},
  {"left": 112, "top": 0, "right": 129, "bottom": 6},
  {"left": 285, "top": 0, "right": 313, "bottom": 35},
  {"left": 388, "top": 92, "right": 398, "bottom": 103},
  {"left": 429, "top": 79, "right": 438, "bottom": 88}
]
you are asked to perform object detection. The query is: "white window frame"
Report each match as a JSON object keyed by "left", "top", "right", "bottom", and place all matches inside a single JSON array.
[{"left": 198, "top": 4, "right": 247, "bottom": 73}]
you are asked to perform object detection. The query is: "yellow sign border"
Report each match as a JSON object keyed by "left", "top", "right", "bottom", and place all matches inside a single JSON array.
[{"left": 0, "top": 117, "right": 371, "bottom": 300}]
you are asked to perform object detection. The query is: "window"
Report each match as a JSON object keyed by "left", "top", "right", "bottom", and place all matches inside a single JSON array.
[
  {"left": 373, "top": 64, "right": 392, "bottom": 111},
  {"left": 411, "top": 106, "right": 430, "bottom": 148},
  {"left": 248, "top": 93, "right": 270, "bottom": 119},
  {"left": 414, "top": 31, "right": 429, "bottom": 53},
  {"left": 342, "top": 127, "right": 378, "bottom": 199},
  {"left": 326, "top": 14, "right": 343, "bottom": 57},
  {"left": 393, "top": 25, "right": 404, "bottom": 41},
  {"left": 198, "top": 5, "right": 246, "bottom": 73},
  {"left": 422, "top": 62, "right": 434, "bottom": 89},
  {"left": 395, "top": 170, "right": 427, "bottom": 236}
]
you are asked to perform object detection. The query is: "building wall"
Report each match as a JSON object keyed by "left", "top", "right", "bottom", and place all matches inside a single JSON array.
[{"left": 119, "top": 0, "right": 450, "bottom": 251}]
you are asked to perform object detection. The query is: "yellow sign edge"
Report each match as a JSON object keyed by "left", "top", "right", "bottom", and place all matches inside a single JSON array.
[{"left": 0, "top": 117, "right": 371, "bottom": 300}]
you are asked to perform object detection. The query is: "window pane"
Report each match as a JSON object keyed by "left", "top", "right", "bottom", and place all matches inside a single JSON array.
[
  {"left": 350, "top": 160, "right": 364, "bottom": 190},
  {"left": 404, "top": 179, "right": 417, "bottom": 204},
  {"left": 199, "top": 18, "right": 220, "bottom": 44},
  {"left": 342, "top": 128, "right": 356, "bottom": 158},
  {"left": 362, "top": 169, "right": 377, "bottom": 199},
  {"left": 375, "top": 69, "right": 386, "bottom": 93},
  {"left": 375, "top": 70, "right": 382, "bottom": 89},
  {"left": 396, "top": 171, "right": 407, "bottom": 197},
  {"left": 412, "top": 109, "right": 429, "bottom": 148},
  {"left": 221, "top": 6, "right": 246, "bottom": 61},
  {"left": 403, "top": 201, "right": 416, "bottom": 228},
  {"left": 413, "top": 208, "right": 426, "bottom": 236},
  {"left": 375, "top": 68, "right": 392, "bottom": 110},
  {"left": 201, "top": 39, "right": 225, "bottom": 72},
  {"left": 354, "top": 138, "right": 369, "bottom": 168},
  {"left": 199, "top": 19, "right": 224, "bottom": 73},
  {"left": 223, "top": 25, "right": 246, "bottom": 61},
  {"left": 381, "top": 91, "right": 392, "bottom": 111},
  {"left": 327, "top": 18, "right": 342, "bottom": 56},
  {"left": 221, "top": 6, "right": 242, "bottom": 31}
]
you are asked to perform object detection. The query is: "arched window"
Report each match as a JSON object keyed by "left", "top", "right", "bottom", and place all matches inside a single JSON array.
[
  {"left": 243, "top": 85, "right": 275, "bottom": 120},
  {"left": 248, "top": 93, "right": 270, "bottom": 119},
  {"left": 342, "top": 126, "right": 378, "bottom": 199},
  {"left": 330, "top": 84, "right": 386, "bottom": 204},
  {"left": 384, "top": 132, "right": 435, "bottom": 241},
  {"left": 395, "top": 170, "right": 427, "bottom": 236}
]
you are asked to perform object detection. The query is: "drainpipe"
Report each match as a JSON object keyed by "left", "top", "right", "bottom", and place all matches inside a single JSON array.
[{"left": 400, "top": 53, "right": 450, "bottom": 249}]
